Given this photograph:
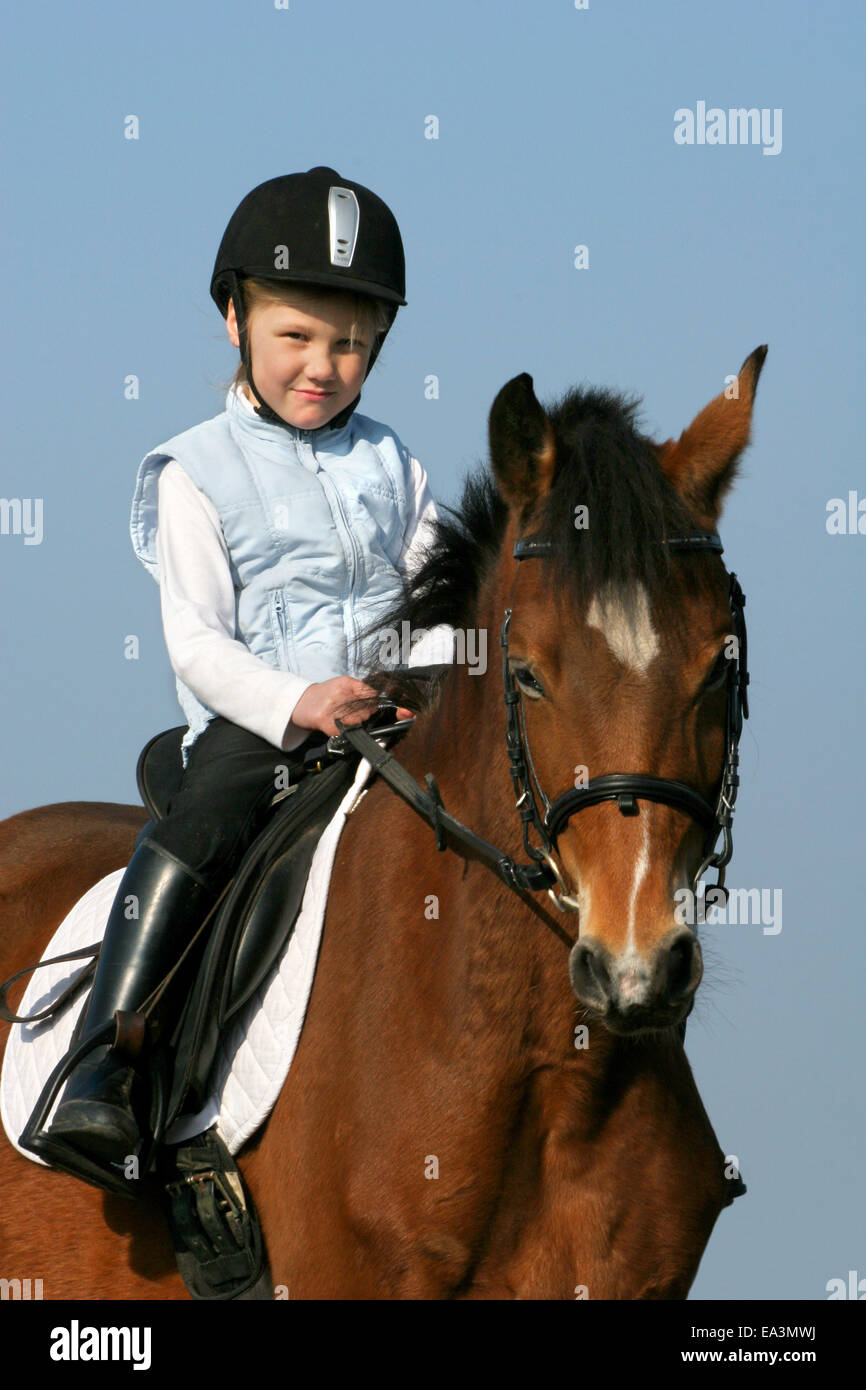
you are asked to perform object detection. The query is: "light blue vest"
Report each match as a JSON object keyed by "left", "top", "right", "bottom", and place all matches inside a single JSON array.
[{"left": 130, "top": 386, "right": 415, "bottom": 764}]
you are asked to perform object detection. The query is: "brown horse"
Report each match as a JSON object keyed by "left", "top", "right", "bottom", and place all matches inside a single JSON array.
[{"left": 0, "top": 347, "right": 765, "bottom": 1299}]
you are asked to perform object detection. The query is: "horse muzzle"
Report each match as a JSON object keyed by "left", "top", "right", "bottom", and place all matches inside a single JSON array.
[{"left": 568, "top": 926, "right": 703, "bottom": 1034}]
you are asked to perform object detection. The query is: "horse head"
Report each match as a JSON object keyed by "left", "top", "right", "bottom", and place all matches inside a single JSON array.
[{"left": 484, "top": 347, "right": 766, "bottom": 1035}]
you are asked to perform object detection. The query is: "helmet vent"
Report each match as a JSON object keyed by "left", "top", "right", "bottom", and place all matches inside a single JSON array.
[{"left": 328, "top": 186, "right": 360, "bottom": 268}]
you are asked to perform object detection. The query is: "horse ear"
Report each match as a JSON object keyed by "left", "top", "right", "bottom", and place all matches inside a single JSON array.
[
  {"left": 488, "top": 373, "right": 557, "bottom": 523},
  {"left": 655, "top": 346, "right": 768, "bottom": 527}
]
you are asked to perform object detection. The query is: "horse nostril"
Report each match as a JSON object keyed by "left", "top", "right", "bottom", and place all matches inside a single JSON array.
[
  {"left": 569, "top": 940, "right": 612, "bottom": 1009},
  {"left": 666, "top": 931, "right": 702, "bottom": 999}
]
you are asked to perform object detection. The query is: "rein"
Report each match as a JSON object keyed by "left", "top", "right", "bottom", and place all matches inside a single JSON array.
[{"left": 339, "top": 527, "right": 749, "bottom": 922}]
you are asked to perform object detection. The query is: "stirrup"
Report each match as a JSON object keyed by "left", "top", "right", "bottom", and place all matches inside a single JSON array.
[
  {"left": 19, "top": 1015, "right": 164, "bottom": 1198},
  {"left": 159, "top": 1126, "right": 271, "bottom": 1300}
]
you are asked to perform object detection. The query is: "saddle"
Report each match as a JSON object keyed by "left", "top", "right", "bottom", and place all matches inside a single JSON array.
[{"left": 135, "top": 709, "right": 411, "bottom": 1135}]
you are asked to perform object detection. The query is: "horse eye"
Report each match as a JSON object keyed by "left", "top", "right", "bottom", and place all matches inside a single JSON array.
[{"left": 513, "top": 666, "right": 545, "bottom": 698}]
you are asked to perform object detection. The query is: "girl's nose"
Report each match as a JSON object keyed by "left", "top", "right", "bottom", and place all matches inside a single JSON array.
[{"left": 306, "top": 350, "right": 335, "bottom": 382}]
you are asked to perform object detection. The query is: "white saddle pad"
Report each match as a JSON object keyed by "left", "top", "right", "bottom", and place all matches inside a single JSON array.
[{"left": 1, "top": 756, "right": 374, "bottom": 1165}]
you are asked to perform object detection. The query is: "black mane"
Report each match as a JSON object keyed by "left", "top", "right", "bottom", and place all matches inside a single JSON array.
[{"left": 358, "top": 383, "right": 699, "bottom": 712}]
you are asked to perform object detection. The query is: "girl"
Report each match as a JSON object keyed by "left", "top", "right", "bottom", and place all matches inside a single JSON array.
[{"left": 40, "top": 166, "right": 444, "bottom": 1187}]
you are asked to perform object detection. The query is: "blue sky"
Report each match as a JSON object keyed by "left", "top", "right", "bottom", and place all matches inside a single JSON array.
[{"left": 1, "top": 0, "right": 863, "bottom": 1300}]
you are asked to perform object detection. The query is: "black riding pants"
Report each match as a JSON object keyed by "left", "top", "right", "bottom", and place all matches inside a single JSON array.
[{"left": 143, "top": 717, "right": 316, "bottom": 891}]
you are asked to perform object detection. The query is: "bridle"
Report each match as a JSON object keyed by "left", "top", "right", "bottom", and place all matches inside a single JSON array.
[
  {"left": 501, "top": 529, "right": 749, "bottom": 912},
  {"left": 334, "top": 527, "right": 749, "bottom": 925}
]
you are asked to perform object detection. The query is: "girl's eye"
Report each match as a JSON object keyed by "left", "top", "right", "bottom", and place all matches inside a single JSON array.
[{"left": 283, "top": 333, "right": 363, "bottom": 348}]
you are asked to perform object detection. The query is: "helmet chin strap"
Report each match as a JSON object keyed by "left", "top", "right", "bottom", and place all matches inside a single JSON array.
[{"left": 230, "top": 270, "right": 388, "bottom": 436}]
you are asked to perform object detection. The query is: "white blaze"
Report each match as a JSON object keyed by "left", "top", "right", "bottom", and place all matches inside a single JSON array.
[
  {"left": 626, "top": 815, "right": 652, "bottom": 955},
  {"left": 586, "top": 583, "right": 659, "bottom": 674},
  {"left": 584, "top": 582, "right": 658, "bottom": 960}
]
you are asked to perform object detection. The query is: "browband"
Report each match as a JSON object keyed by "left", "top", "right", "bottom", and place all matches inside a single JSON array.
[{"left": 513, "top": 531, "right": 724, "bottom": 561}]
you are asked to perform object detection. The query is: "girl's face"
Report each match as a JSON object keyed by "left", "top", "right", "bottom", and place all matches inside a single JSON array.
[{"left": 226, "top": 293, "right": 374, "bottom": 430}]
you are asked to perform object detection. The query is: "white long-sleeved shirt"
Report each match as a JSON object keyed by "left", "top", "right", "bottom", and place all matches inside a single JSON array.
[{"left": 155, "top": 389, "right": 450, "bottom": 754}]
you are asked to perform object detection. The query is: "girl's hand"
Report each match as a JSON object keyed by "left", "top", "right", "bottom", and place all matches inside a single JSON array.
[{"left": 291, "top": 677, "right": 413, "bottom": 738}]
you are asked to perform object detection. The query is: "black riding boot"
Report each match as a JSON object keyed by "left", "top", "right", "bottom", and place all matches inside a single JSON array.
[{"left": 45, "top": 839, "right": 217, "bottom": 1166}]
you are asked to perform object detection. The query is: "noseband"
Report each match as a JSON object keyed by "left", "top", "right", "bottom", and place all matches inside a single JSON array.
[{"left": 502, "top": 530, "right": 749, "bottom": 910}]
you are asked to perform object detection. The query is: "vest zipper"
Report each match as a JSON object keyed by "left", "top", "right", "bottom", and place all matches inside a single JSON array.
[
  {"left": 272, "top": 590, "right": 289, "bottom": 665},
  {"left": 317, "top": 472, "right": 362, "bottom": 667}
]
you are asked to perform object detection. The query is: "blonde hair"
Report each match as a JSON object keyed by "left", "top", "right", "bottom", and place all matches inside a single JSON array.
[{"left": 221, "top": 277, "right": 393, "bottom": 394}]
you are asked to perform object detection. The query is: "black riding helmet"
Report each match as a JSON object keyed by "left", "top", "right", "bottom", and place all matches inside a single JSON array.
[{"left": 211, "top": 167, "right": 407, "bottom": 432}]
